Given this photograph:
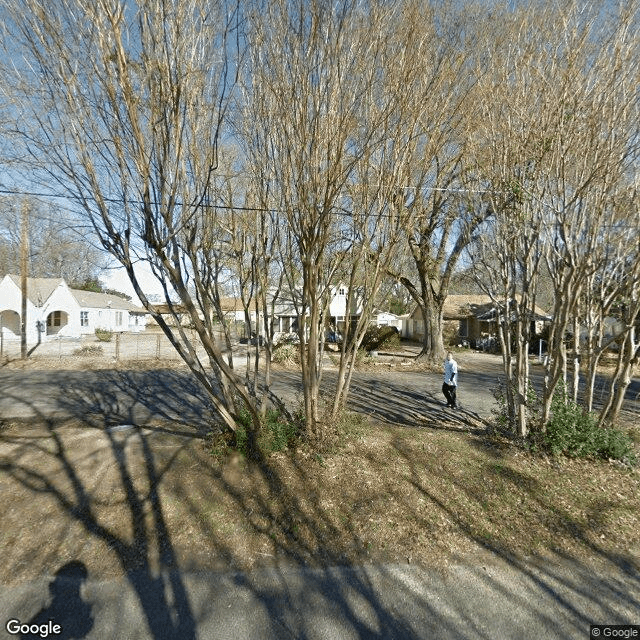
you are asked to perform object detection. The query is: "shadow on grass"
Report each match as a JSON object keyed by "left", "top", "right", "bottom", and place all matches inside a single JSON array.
[
  {"left": 387, "top": 435, "right": 640, "bottom": 636},
  {"left": 0, "top": 399, "right": 197, "bottom": 639},
  {"left": 0, "top": 369, "right": 638, "bottom": 638}
]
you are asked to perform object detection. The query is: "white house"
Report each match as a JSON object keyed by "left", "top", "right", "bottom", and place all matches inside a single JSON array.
[
  {"left": 0, "top": 274, "right": 147, "bottom": 344},
  {"left": 71, "top": 288, "right": 147, "bottom": 335},
  {"left": 328, "top": 283, "right": 364, "bottom": 335},
  {"left": 371, "top": 310, "right": 402, "bottom": 330}
]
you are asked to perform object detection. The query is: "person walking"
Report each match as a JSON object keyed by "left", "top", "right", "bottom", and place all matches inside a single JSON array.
[{"left": 442, "top": 351, "right": 458, "bottom": 409}]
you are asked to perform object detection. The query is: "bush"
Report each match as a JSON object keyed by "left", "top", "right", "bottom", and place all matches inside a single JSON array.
[
  {"left": 271, "top": 343, "right": 300, "bottom": 366},
  {"left": 491, "top": 380, "right": 541, "bottom": 437},
  {"left": 229, "top": 405, "right": 304, "bottom": 456},
  {"left": 95, "top": 328, "right": 113, "bottom": 342},
  {"left": 73, "top": 345, "right": 104, "bottom": 357},
  {"left": 536, "top": 386, "right": 635, "bottom": 463},
  {"left": 360, "top": 325, "right": 400, "bottom": 352}
]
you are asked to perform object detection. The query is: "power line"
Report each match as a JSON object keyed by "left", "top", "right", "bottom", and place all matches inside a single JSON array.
[
  {"left": 0, "top": 184, "right": 492, "bottom": 214},
  {"left": 0, "top": 185, "right": 637, "bottom": 228}
]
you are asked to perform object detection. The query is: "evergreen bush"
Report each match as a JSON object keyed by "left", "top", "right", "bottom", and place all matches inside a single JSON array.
[
  {"left": 230, "top": 405, "right": 304, "bottom": 456},
  {"left": 95, "top": 328, "right": 113, "bottom": 342},
  {"left": 538, "top": 386, "right": 635, "bottom": 463},
  {"left": 360, "top": 325, "right": 401, "bottom": 351}
]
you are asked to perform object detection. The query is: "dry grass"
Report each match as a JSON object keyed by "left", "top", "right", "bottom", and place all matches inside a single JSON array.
[{"left": 1, "top": 416, "right": 638, "bottom": 586}]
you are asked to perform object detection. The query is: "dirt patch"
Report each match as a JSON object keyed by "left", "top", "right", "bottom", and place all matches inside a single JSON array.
[{"left": 1, "top": 416, "right": 638, "bottom": 586}]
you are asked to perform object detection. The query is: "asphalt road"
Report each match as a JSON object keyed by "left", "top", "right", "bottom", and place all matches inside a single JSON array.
[
  {"left": 1, "top": 363, "right": 637, "bottom": 428},
  {"left": 1, "top": 556, "right": 638, "bottom": 640},
  {"left": 0, "top": 365, "right": 499, "bottom": 431}
]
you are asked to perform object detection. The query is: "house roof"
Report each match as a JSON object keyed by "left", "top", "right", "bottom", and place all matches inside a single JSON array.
[
  {"left": 70, "top": 288, "right": 144, "bottom": 313},
  {"left": 412, "top": 294, "right": 551, "bottom": 321},
  {"left": 218, "top": 297, "right": 244, "bottom": 313},
  {"left": 7, "top": 275, "right": 65, "bottom": 307},
  {"left": 9, "top": 274, "right": 64, "bottom": 307},
  {"left": 442, "top": 295, "right": 498, "bottom": 320},
  {"left": 472, "top": 294, "right": 552, "bottom": 322},
  {"left": 152, "top": 297, "right": 244, "bottom": 316},
  {"left": 4, "top": 274, "right": 145, "bottom": 313}
]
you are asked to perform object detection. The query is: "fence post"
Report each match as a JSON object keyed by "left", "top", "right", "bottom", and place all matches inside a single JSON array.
[
  {"left": 156, "top": 334, "right": 161, "bottom": 360},
  {"left": 115, "top": 332, "right": 120, "bottom": 361}
]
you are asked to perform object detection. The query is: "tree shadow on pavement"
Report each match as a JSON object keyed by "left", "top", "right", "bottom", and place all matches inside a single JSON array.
[
  {"left": 272, "top": 369, "right": 490, "bottom": 434},
  {"left": 0, "top": 368, "right": 216, "bottom": 432},
  {"left": 0, "top": 401, "right": 197, "bottom": 639}
]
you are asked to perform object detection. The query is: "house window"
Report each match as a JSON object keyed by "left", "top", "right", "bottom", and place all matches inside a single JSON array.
[
  {"left": 339, "top": 288, "right": 346, "bottom": 296},
  {"left": 80, "top": 311, "right": 89, "bottom": 327},
  {"left": 115, "top": 311, "right": 123, "bottom": 326},
  {"left": 47, "top": 311, "right": 62, "bottom": 327}
]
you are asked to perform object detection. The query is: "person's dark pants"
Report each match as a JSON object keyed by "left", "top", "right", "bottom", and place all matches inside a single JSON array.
[{"left": 442, "top": 383, "right": 457, "bottom": 408}]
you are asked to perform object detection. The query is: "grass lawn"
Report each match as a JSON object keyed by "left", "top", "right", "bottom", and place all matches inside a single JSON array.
[{"left": 1, "top": 415, "right": 638, "bottom": 585}]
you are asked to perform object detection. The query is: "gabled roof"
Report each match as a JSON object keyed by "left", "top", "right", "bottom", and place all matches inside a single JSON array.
[
  {"left": 152, "top": 297, "right": 243, "bottom": 316},
  {"left": 472, "top": 294, "right": 551, "bottom": 322},
  {"left": 411, "top": 294, "right": 551, "bottom": 321},
  {"left": 218, "top": 297, "right": 244, "bottom": 313},
  {"left": 70, "top": 288, "right": 144, "bottom": 313},
  {"left": 6, "top": 275, "right": 65, "bottom": 307},
  {"left": 442, "top": 295, "right": 496, "bottom": 320}
]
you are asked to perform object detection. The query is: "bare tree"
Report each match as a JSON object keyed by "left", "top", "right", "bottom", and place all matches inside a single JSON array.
[
  {"left": 581, "top": 190, "right": 640, "bottom": 426},
  {"left": 471, "top": 0, "right": 640, "bottom": 436},
  {"left": 388, "top": 2, "right": 493, "bottom": 364},
  {"left": 535, "top": 0, "right": 640, "bottom": 427},
  {"left": 243, "top": 0, "right": 417, "bottom": 441},
  {"left": 1, "top": 0, "right": 270, "bottom": 446},
  {"left": 0, "top": 196, "right": 109, "bottom": 282}
]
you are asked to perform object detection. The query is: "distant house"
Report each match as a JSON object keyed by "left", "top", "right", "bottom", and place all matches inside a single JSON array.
[
  {"left": 407, "top": 294, "right": 551, "bottom": 347},
  {"left": 223, "top": 283, "right": 367, "bottom": 343},
  {"left": 328, "top": 283, "right": 363, "bottom": 335},
  {"left": 0, "top": 274, "right": 147, "bottom": 344},
  {"left": 371, "top": 310, "right": 402, "bottom": 331}
]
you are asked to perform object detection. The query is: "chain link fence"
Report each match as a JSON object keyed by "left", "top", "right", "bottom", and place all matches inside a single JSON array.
[{"left": 0, "top": 328, "right": 240, "bottom": 363}]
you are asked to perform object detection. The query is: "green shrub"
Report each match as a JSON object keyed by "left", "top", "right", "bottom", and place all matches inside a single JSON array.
[
  {"left": 360, "top": 325, "right": 401, "bottom": 352},
  {"left": 95, "top": 328, "right": 113, "bottom": 342},
  {"left": 491, "top": 380, "right": 541, "bottom": 437},
  {"left": 538, "top": 386, "right": 635, "bottom": 463},
  {"left": 226, "top": 404, "right": 304, "bottom": 457},
  {"left": 264, "top": 408, "right": 303, "bottom": 451}
]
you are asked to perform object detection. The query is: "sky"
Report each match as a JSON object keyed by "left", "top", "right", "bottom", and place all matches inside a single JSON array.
[{"left": 100, "top": 261, "right": 166, "bottom": 305}]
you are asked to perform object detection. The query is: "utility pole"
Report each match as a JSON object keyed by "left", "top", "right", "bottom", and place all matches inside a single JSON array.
[{"left": 20, "top": 199, "right": 29, "bottom": 359}]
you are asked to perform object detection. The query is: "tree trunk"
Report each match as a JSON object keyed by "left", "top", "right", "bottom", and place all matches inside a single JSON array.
[
  {"left": 598, "top": 328, "right": 638, "bottom": 427},
  {"left": 415, "top": 296, "right": 446, "bottom": 363}
]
